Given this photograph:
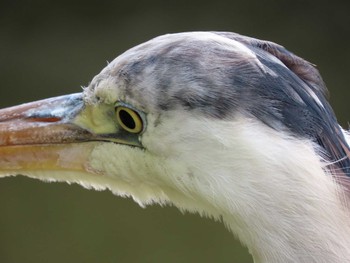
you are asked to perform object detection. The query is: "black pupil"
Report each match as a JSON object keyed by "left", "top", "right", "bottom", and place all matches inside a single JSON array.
[{"left": 119, "top": 109, "right": 136, "bottom": 130}]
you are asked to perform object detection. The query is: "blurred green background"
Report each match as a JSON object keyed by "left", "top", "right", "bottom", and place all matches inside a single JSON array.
[{"left": 0, "top": 1, "right": 349, "bottom": 262}]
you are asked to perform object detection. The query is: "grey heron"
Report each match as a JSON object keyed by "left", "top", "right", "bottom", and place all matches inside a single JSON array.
[{"left": 0, "top": 31, "right": 349, "bottom": 262}]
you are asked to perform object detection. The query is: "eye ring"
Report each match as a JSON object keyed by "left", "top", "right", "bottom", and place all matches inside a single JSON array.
[{"left": 115, "top": 106, "right": 143, "bottom": 134}]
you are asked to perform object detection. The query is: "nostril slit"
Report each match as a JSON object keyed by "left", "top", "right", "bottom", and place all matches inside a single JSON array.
[{"left": 27, "top": 117, "right": 62, "bottom": 122}]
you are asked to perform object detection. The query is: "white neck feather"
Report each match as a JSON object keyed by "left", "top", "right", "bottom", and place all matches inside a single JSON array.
[{"left": 140, "top": 113, "right": 350, "bottom": 263}]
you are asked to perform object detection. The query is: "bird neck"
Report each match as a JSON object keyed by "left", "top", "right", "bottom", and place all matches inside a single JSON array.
[
  {"left": 160, "top": 118, "right": 350, "bottom": 263},
  {"left": 192, "top": 145, "right": 350, "bottom": 263},
  {"left": 206, "top": 143, "right": 350, "bottom": 262},
  {"left": 223, "top": 187, "right": 350, "bottom": 263}
]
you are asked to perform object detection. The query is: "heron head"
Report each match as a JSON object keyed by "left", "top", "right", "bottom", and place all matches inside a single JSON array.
[{"left": 0, "top": 31, "right": 348, "bottom": 217}]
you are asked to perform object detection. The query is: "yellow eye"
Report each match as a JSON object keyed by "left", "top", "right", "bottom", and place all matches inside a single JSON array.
[{"left": 115, "top": 106, "right": 143, "bottom": 133}]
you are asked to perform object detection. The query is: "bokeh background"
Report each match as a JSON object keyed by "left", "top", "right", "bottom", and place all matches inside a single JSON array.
[{"left": 0, "top": 1, "right": 349, "bottom": 262}]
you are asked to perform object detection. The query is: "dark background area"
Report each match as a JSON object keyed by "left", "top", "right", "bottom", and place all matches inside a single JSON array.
[{"left": 0, "top": 1, "right": 349, "bottom": 262}]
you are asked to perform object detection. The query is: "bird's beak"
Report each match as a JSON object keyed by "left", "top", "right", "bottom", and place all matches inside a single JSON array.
[{"left": 0, "top": 93, "right": 131, "bottom": 176}]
